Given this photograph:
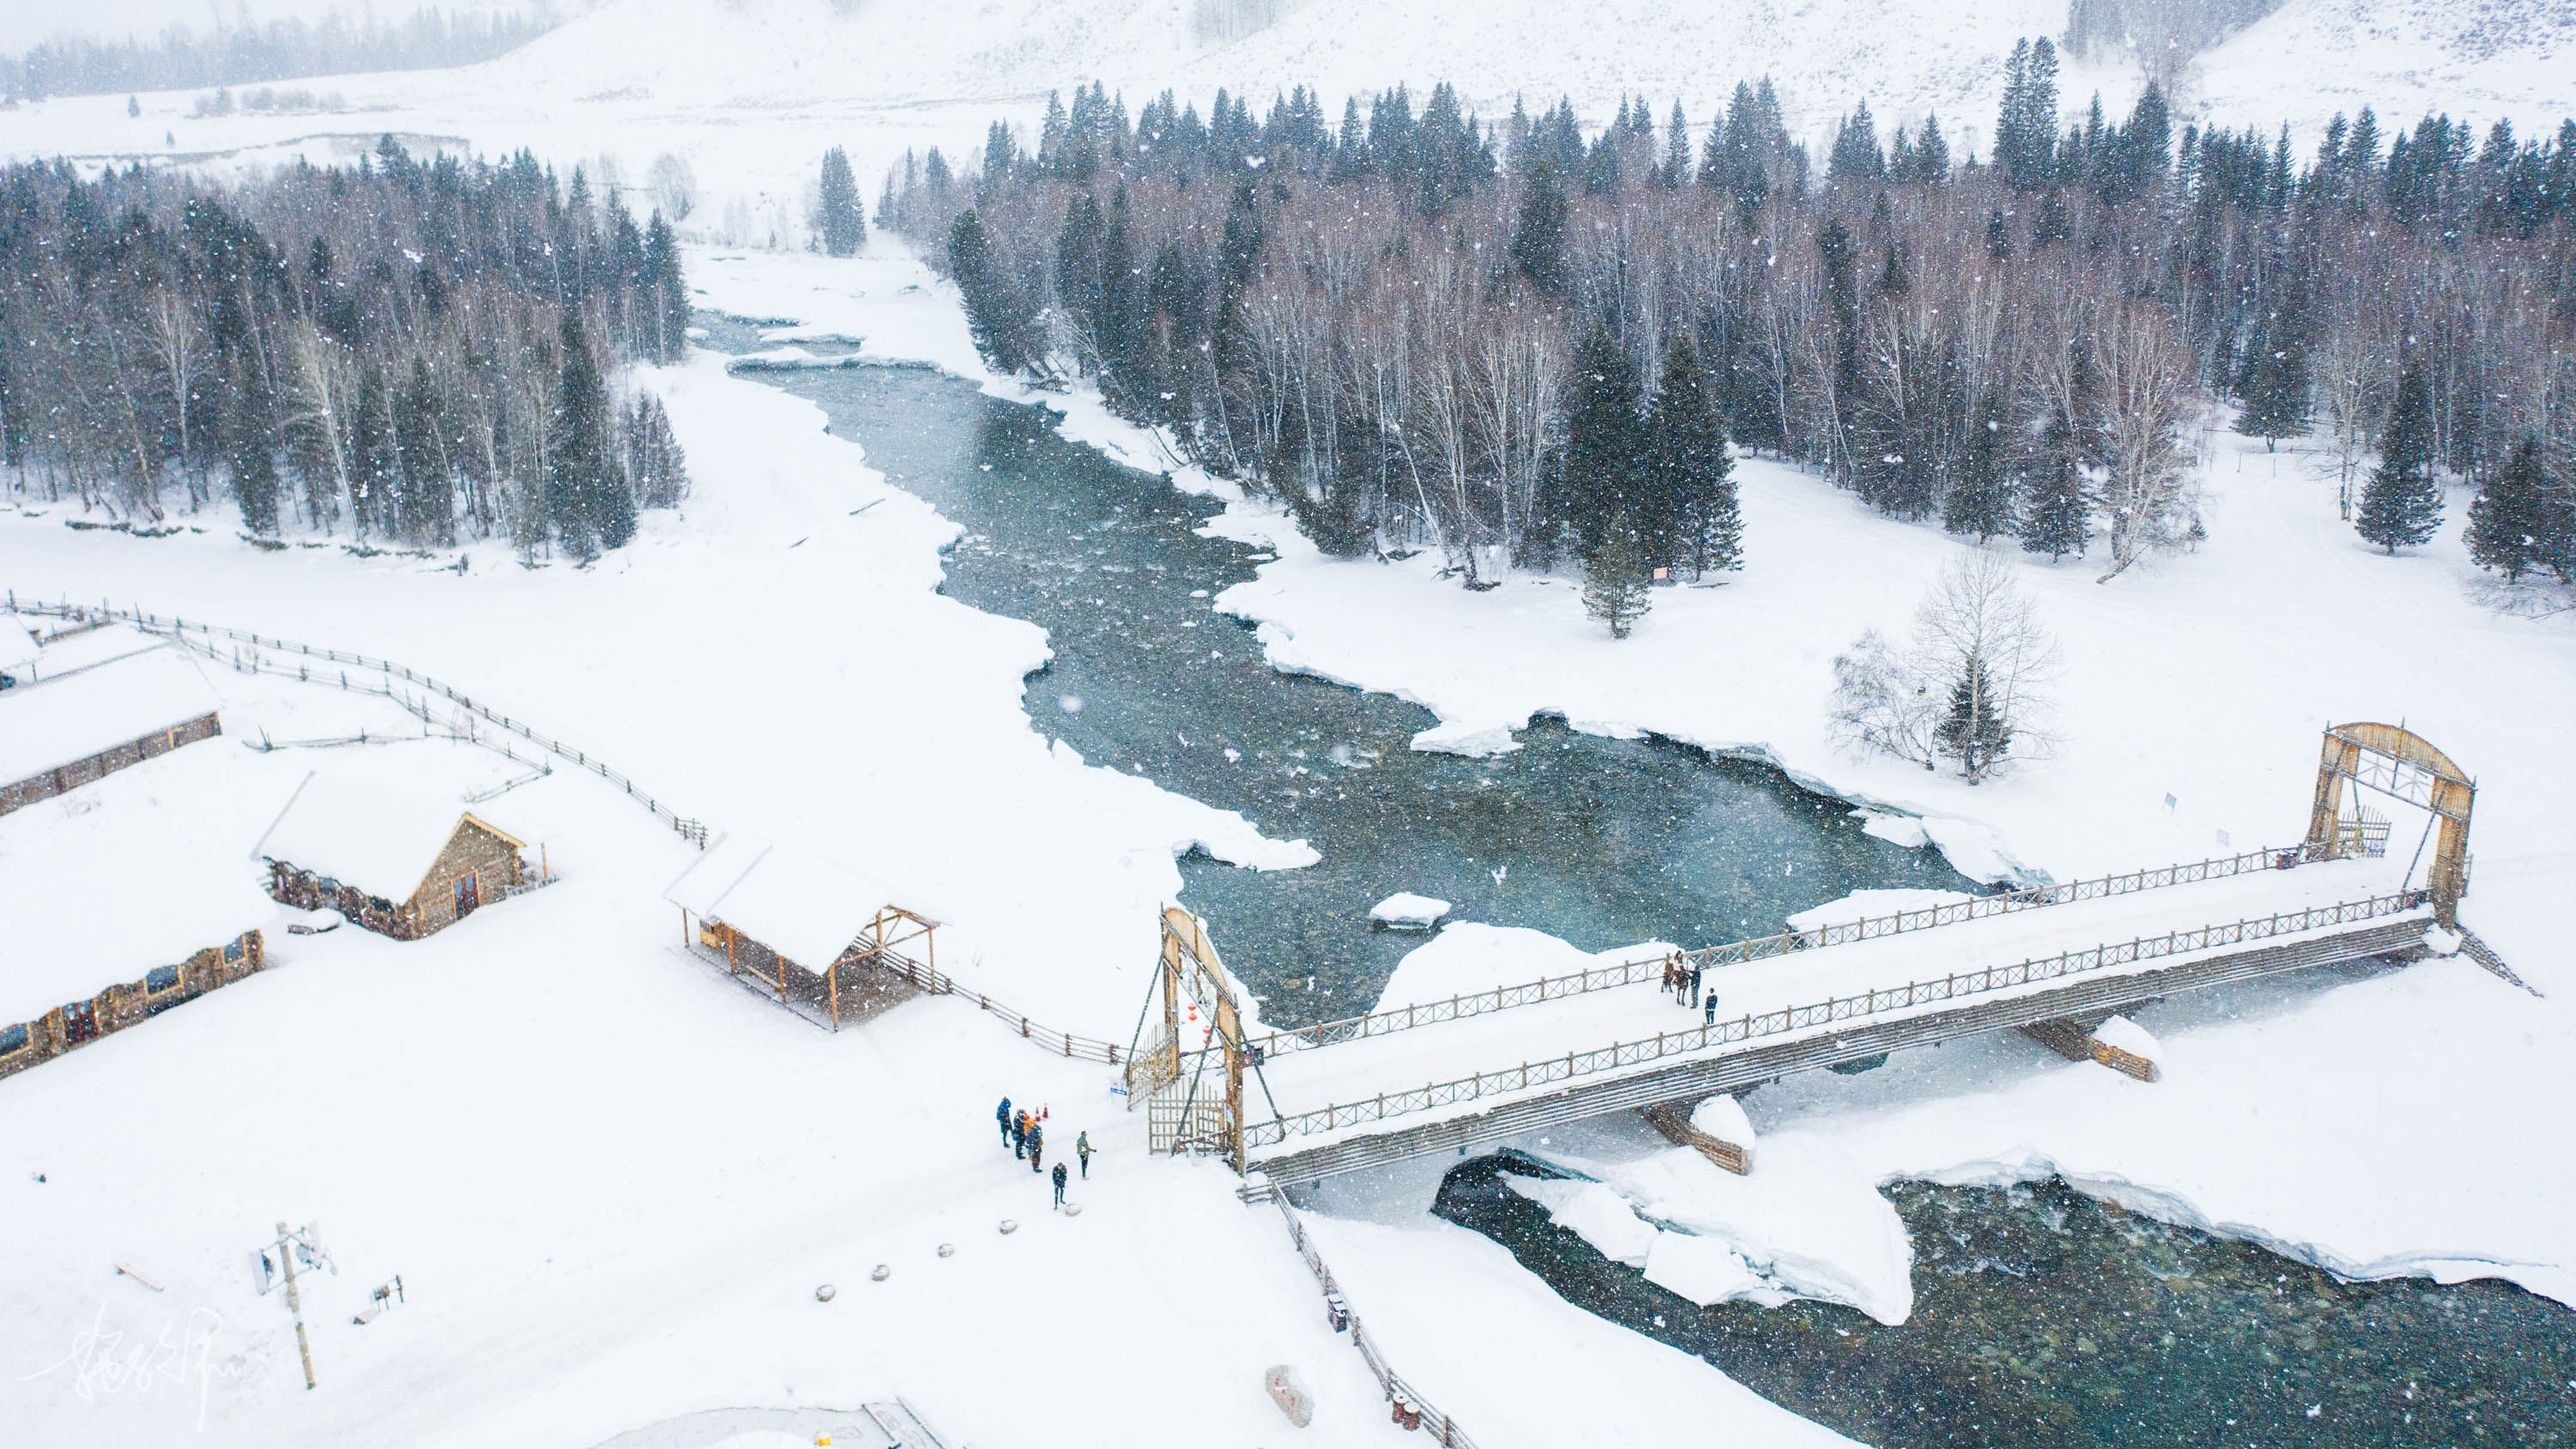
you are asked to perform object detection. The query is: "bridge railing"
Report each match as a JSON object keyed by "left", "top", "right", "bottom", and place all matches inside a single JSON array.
[
  {"left": 1238, "top": 889, "right": 2427, "bottom": 1150},
  {"left": 1242, "top": 846, "right": 2316, "bottom": 1059}
]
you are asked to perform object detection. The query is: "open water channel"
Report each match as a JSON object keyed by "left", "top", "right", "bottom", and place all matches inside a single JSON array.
[{"left": 710, "top": 324, "right": 2576, "bottom": 1447}]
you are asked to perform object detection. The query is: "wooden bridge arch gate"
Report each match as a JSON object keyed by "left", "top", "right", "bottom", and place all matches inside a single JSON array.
[
  {"left": 1124, "top": 906, "right": 1248, "bottom": 1171},
  {"left": 2305, "top": 722, "right": 2474, "bottom": 927}
]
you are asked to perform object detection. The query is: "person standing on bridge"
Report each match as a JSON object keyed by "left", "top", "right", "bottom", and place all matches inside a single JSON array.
[
  {"left": 996, "top": 1096, "right": 1013, "bottom": 1149},
  {"left": 1688, "top": 963, "right": 1704, "bottom": 1009},
  {"left": 1052, "top": 1161, "right": 1069, "bottom": 1208},
  {"left": 1076, "top": 1131, "right": 1093, "bottom": 1179},
  {"left": 1704, "top": 989, "right": 1718, "bottom": 1028}
]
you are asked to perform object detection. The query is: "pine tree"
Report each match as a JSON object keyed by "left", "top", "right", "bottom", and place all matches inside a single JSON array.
[
  {"left": 2465, "top": 435, "right": 2546, "bottom": 582},
  {"left": 2358, "top": 361, "right": 2444, "bottom": 553},
  {"left": 1945, "top": 388, "right": 2014, "bottom": 542},
  {"left": 1935, "top": 655, "right": 2012, "bottom": 782},
  {"left": 2021, "top": 412, "right": 2090, "bottom": 561},
  {"left": 349, "top": 361, "right": 398, "bottom": 538},
  {"left": 1510, "top": 161, "right": 1570, "bottom": 296},
  {"left": 1985, "top": 209, "right": 2014, "bottom": 259},
  {"left": 1583, "top": 524, "right": 1654, "bottom": 639},
  {"left": 226, "top": 357, "right": 280, "bottom": 536},
  {"left": 1644, "top": 333, "right": 1740, "bottom": 577},
  {"left": 547, "top": 313, "right": 617, "bottom": 561},
  {"left": 394, "top": 355, "right": 453, "bottom": 545},
  {"left": 946, "top": 209, "right": 1036, "bottom": 373},
  {"left": 817, "top": 146, "right": 865, "bottom": 257},
  {"left": 1562, "top": 325, "right": 1644, "bottom": 560},
  {"left": 2232, "top": 318, "right": 2310, "bottom": 449}
]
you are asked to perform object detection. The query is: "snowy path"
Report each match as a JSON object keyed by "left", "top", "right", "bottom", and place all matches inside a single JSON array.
[{"left": 1252, "top": 855, "right": 2418, "bottom": 1129}]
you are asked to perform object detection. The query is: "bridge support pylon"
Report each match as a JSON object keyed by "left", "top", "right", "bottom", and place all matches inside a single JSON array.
[{"left": 2020, "top": 1015, "right": 2161, "bottom": 1082}]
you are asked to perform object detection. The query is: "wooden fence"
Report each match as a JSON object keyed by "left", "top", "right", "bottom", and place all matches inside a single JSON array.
[{"left": 1263, "top": 1189, "right": 1479, "bottom": 1446}]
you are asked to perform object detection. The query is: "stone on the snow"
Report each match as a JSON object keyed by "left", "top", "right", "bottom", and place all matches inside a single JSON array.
[
  {"left": 1264, "top": 1362, "right": 1315, "bottom": 1427},
  {"left": 1370, "top": 893, "right": 1452, "bottom": 931}
]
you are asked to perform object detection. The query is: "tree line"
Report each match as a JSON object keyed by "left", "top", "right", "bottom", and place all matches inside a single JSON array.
[
  {"left": 882, "top": 43, "right": 2576, "bottom": 627},
  {"left": 4, "top": 6, "right": 562, "bottom": 102},
  {"left": 0, "top": 136, "right": 691, "bottom": 562}
]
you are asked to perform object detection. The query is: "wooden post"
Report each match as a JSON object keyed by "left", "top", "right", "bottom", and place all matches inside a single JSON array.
[
  {"left": 726, "top": 925, "right": 737, "bottom": 977},
  {"left": 829, "top": 961, "right": 840, "bottom": 1031},
  {"left": 679, "top": 906, "right": 689, "bottom": 951}
]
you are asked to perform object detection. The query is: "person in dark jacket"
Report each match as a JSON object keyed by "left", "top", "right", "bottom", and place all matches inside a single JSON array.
[
  {"left": 1704, "top": 990, "right": 1718, "bottom": 1027},
  {"left": 1027, "top": 1122, "right": 1044, "bottom": 1174},
  {"left": 1688, "top": 963, "right": 1704, "bottom": 1008},
  {"left": 1052, "top": 1161, "right": 1069, "bottom": 1207},
  {"left": 1075, "top": 1131, "right": 1093, "bottom": 1179},
  {"left": 996, "top": 1096, "right": 1012, "bottom": 1146},
  {"left": 1012, "top": 1110, "right": 1028, "bottom": 1159}
]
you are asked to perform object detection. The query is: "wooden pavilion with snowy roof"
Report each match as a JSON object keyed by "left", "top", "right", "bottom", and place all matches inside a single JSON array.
[
  {"left": 254, "top": 773, "right": 542, "bottom": 940},
  {"left": 663, "top": 835, "right": 939, "bottom": 1030}
]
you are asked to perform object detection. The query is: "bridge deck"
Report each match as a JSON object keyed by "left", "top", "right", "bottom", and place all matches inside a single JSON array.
[{"left": 1242, "top": 857, "right": 2421, "bottom": 1167}]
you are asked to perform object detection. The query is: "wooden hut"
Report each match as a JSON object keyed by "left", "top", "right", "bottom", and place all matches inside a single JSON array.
[
  {"left": 1, "top": 931, "right": 266, "bottom": 1080},
  {"left": 254, "top": 773, "right": 541, "bottom": 941},
  {"left": 663, "top": 835, "right": 937, "bottom": 1030},
  {"left": 0, "top": 647, "right": 222, "bottom": 816}
]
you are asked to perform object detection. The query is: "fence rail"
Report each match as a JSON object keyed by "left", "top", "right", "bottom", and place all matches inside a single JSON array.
[
  {"left": 1265, "top": 1191, "right": 1478, "bottom": 1447},
  {"left": 1242, "top": 846, "right": 2322, "bottom": 1059},
  {"left": 6, "top": 595, "right": 713, "bottom": 846},
  {"left": 1237, "top": 889, "right": 2427, "bottom": 1149},
  {"left": 863, "top": 949, "right": 1128, "bottom": 1064}
]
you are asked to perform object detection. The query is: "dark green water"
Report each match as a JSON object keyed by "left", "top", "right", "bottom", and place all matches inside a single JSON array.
[
  {"left": 712, "top": 332, "right": 1965, "bottom": 1027},
  {"left": 707, "top": 321, "right": 2575, "bottom": 1448},
  {"left": 1439, "top": 1155, "right": 2576, "bottom": 1447}
]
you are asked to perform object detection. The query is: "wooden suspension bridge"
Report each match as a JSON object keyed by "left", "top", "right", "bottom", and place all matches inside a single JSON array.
[{"left": 1126, "top": 723, "right": 2496, "bottom": 1187}]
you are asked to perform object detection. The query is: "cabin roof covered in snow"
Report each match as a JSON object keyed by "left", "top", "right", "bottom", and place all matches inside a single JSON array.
[
  {"left": 663, "top": 834, "right": 907, "bottom": 972},
  {"left": 0, "top": 646, "right": 221, "bottom": 786},
  {"left": 0, "top": 615, "right": 39, "bottom": 672},
  {"left": 252, "top": 772, "right": 518, "bottom": 901}
]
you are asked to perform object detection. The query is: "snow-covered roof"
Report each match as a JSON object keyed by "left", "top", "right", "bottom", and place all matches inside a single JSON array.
[
  {"left": 662, "top": 834, "right": 906, "bottom": 973},
  {"left": 0, "top": 646, "right": 221, "bottom": 786},
  {"left": 0, "top": 615, "right": 39, "bottom": 673},
  {"left": 252, "top": 772, "right": 517, "bottom": 901}
]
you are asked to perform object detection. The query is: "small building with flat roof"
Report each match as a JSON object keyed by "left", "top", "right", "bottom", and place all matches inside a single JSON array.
[{"left": 0, "top": 646, "right": 222, "bottom": 816}]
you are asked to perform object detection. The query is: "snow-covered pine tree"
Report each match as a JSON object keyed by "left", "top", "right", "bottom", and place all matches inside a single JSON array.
[
  {"left": 2465, "top": 436, "right": 2547, "bottom": 583},
  {"left": 349, "top": 361, "right": 398, "bottom": 538},
  {"left": 2233, "top": 319, "right": 2310, "bottom": 450},
  {"left": 1935, "top": 654, "right": 2013, "bottom": 783},
  {"left": 1563, "top": 324, "right": 1645, "bottom": 561},
  {"left": 817, "top": 146, "right": 865, "bottom": 257},
  {"left": 2020, "top": 412, "right": 2089, "bottom": 561},
  {"left": 946, "top": 209, "right": 1037, "bottom": 373},
  {"left": 226, "top": 357, "right": 280, "bottom": 536},
  {"left": 547, "top": 314, "right": 617, "bottom": 561},
  {"left": 1945, "top": 388, "right": 2014, "bottom": 542},
  {"left": 394, "top": 356, "right": 453, "bottom": 545},
  {"left": 1510, "top": 160, "right": 1570, "bottom": 296},
  {"left": 1645, "top": 333, "right": 1740, "bottom": 577},
  {"left": 1583, "top": 526, "right": 1653, "bottom": 639},
  {"left": 2358, "top": 361, "right": 2443, "bottom": 553}
]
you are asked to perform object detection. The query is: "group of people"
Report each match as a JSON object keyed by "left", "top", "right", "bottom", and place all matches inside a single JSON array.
[
  {"left": 997, "top": 1096, "right": 1093, "bottom": 1209},
  {"left": 1662, "top": 955, "right": 1718, "bottom": 1025}
]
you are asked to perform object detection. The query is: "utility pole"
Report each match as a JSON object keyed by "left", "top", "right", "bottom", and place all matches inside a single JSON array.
[{"left": 261, "top": 1221, "right": 335, "bottom": 1390}]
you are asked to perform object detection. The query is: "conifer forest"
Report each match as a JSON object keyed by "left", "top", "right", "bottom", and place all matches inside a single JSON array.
[
  {"left": 0, "top": 138, "right": 691, "bottom": 561},
  {"left": 885, "top": 41, "right": 2576, "bottom": 602}
]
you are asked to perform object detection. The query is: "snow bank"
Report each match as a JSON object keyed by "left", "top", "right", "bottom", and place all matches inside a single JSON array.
[
  {"left": 1504, "top": 1173, "right": 1662, "bottom": 1267},
  {"left": 1642, "top": 1230, "right": 1766, "bottom": 1307},
  {"left": 1369, "top": 892, "right": 1450, "bottom": 931}
]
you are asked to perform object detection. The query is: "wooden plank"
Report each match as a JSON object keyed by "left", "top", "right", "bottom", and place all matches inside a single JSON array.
[{"left": 1641, "top": 1100, "right": 1752, "bottom": 1175}]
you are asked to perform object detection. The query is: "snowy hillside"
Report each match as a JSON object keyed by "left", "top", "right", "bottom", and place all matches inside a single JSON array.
[{"left": 4, "top": 0, "right": 2569, "bottom": 247}]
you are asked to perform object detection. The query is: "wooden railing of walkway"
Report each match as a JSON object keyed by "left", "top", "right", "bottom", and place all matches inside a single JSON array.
[
  {"left": 1236, "top": 889, "right": 2428, "bottom": 1150},
  {"left": 7, "top": 593, "right": 1135, "bottom": 1065},
  {"left": 1242, "top": 846, "right": 2329, "bottom": 1059},
  {"left": 1262, "top": 1188, "right": 1479, "bottom": 1446}
]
